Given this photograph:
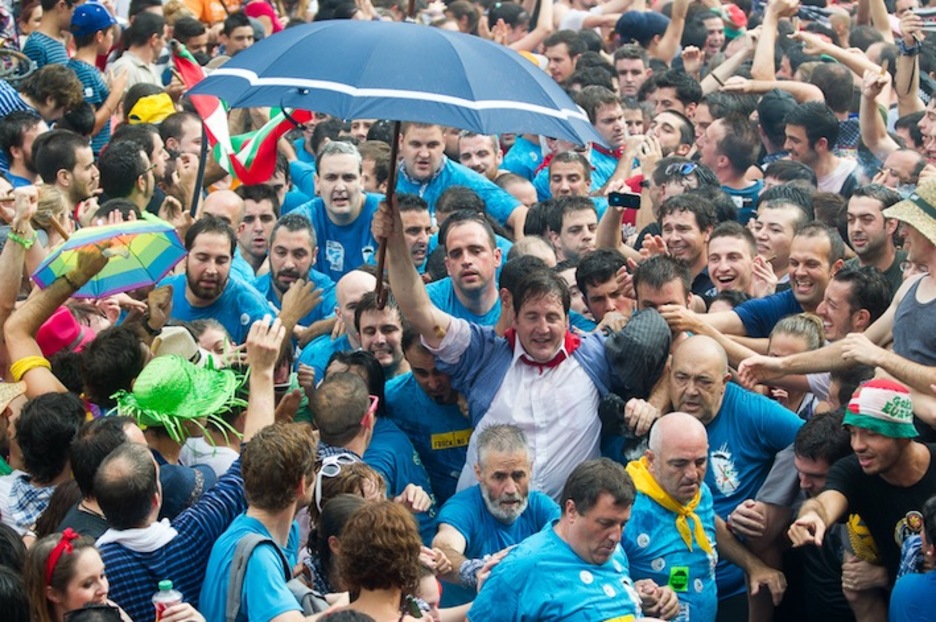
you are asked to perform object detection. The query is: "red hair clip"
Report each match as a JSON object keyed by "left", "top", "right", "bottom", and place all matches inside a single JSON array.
[{"left": 46, "top": 528, "right": 81, "bottom": 585}]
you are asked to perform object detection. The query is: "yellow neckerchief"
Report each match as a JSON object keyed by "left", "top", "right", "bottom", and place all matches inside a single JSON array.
[{"left": 626, "top": 456, "right": 714, "bottom": 555}]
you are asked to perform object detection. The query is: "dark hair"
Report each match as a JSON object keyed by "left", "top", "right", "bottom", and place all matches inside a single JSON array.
[
  {"left": 365, "top": 120, "right": 394, "bottom": 145},
  {"left": 512, "top": 269, "right": 570, "bottom": 315},
  {"left": 314, "top": 494, "right": 366, "bottom": 582},
  {"left": 222, "top": 10, "right": 251, "bottom": 35},
  {"left": 763, "top": 160, "right": 819, "bottom": 188},
  {"left": 849, "top": 25, "right": 884, "bottom": 52},
  {"left": 793, "top": 411, "right": 850, "bottom": 464},
  {"left": 111, "top": 122, "right": 159, "bottom": 159},
  {"left": 500, "top": 255, "right": 550, "bottom": 297},
  {"left": 326, "top": 349, "right": 387, "bottom": 418},
  {"left": 184, "top": 214, "right": 237, "bottom": 254},
  {"left": 632, "top": 254, "right": 691, "bottom": 301},
  {"left": 613, "top": 43, "right": 649, "bottom": 65},
  {"left": 653, "top": 109, "right": 696, "bottom": 147},
  {"left": 80, "top": 325, "right": 148, "bottom": 409},
  {"left": 0, "top": 110, "right": 42, "bottom": 162},
  {"left": 16, "top": 393, "right": 85, "bottom": 484},
  {"left": 709, "top": 289, "right": 752, "bottom": 310},
  {"left": 709, "top": 220, "right": 756, "bottom": 256},
  {"left": 57, "top": 103, "right": 96, "bottom": 137},
  {"left": 447, "top": 0, "right": 479, "bottom": 32},
  {"left": 94, "top": 442, "right": 158, "bottom": 530},
  {"left": 436, "top": 185, "right": 485, "bottom": 216},
  {"left": 94, "top": 198, "right": 143, "bottom": 222},
  {"left": 34, "top": 480, "right": 82, "bottom": 539},
  {"left": 575, "top": 248, "right": 626, "bottom": 300},
  {"left": 523, "top": 200, "right": 554, "bottom": 237},
  {"left": 270, "top": 212, "right": 316, "bottom": 249},
  {"left": 98, "top": 141, "right": 147, "bottom": 198},
  {"left": 0, "top": 566, "right": 29, "bottom": 622},
  {"left": 922, "top": 495, "right": 936, "bottom": 554},
  {"left": 714, "top": 114, "right": 759, "bottom": 174},
  {"left": 894, "top": 112, "right": 925, "bottom": 149},
  {"left": 310, "top": 119, "right": 344, "bottom": 156},
  {"left": 832, "top": 266, "right": 892, "bottom": 323},
  {"left": 173, "top": 16, "right": 207, "bottom": 42},
  {"left": 548, "top": 150, "right": 592, "bottom": 183},
  {"left": 575, "top": 86, "right": 620, "bottom": 125},
  {"left": 126, "top": 11, "right": 164, "bottom": 47},
  {"left": 128, "top": 0, "right": 161, "bottom": 17},
  {"left": 652, "top": 69, "right": 703, "bottom": 107},
  {"left": 121, "top": 83, "right": 165, "bottom": 124},
  {"left": 784, "top": 102, "right": 839, "bottom": 150},
  {"left": 651, "top": 157, "right": 718, "bottom": 188},
  {"left": 358, "top": 140, "right": 391, "bottom": 188},
  {"left": 830, "top": 364, "right": 875, "bottom": 407},
  {"left": 567, "top": 67, "right": 615, "bottom": 92},
  {"left": 339, "top": 500, "right": 422, "bottom": 596},
  {"left": 34, "top": 130, "right": 88, "bottom": 184},
  {"left": 559, "top": 458, "right": 635, "bottom": 515},
  {"left": 659, "top": 193, "right": 717, "bottom": 231},
  {"left": 0, "top": 523, "right": 26, "bottom": 572},
  {"left": 243, "top": 423, "right": 316, "bottom": 511},
  {"left": 19, "top": 65, "right": 85, "bottom": 114},
  {"left": 759, "top": 191, "right": 814, "bottom": 224},
  {"left": 809, "top": 64, "right": 854, "bottom": 114},
  {"left": 159, "top": 111, "right": 200, "bottom": 148},
  {"left": 438, "top": 210, "right": 498, "bottom": 250},
  {"left": 544, "top": 30, "right": 586, "bottom": 58},
  {"left": 311, "top": 372, "right": 371, "bottom": 446},
  {"left": 794, "top": 221, "right": 846, "bottom": 265},
  {"left": 850, "top": 184, "right": 901, "bottom": 210},
  {"left": 547, "top": 196, "right": 596, "bottom": 235},
  {"left": 69, "top": 416, "right": 133, "bottom": 498},
  {"left": 235, "top": 183, "right": 281, "bottom": 215},
  {"left": 488, "top": 1, "right": 528, "bottom": 29}
]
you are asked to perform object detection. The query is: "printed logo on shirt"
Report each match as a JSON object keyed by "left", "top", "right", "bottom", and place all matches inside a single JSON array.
[
  {"left": 430, "top": 429, "right": 471, "bottom": 450},
  {"left": 894, "top": 510, "right": 925, "bottom": 547},
  {"left": 84, "top": 87, "right": 94, "bottom": 98},
  {"left": 668, "top": 566, "right": 689, "bottom": 592},
  {"left": 710, "top": 444, "right": 739, "bottom": 496},
  {"left": 240, "top": 313, "right": 251, "bottom": 326},
  {"left": 361, "top": 244, "right": 375, "bottom": 264},
  {"left": 326, "top": 241, "right": 345, "bottom": 273}
]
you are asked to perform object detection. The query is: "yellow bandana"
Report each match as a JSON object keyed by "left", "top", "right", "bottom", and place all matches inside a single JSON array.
[{"left": 626, "top": 456, "right": 714, "bottom": 555}]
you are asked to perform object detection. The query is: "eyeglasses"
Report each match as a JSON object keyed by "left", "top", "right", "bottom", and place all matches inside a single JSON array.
[
  {"left": 665, "top": 162, "right": 698, "bottom": 177},
  {"left": 64, "top": 605, "right": 123, "bottom": 622},
  {"left": 138, "top": 163, "right": 157, "bottom": 178},
  {"left": 314, "top": 453, "right": 359, "bottom": 511}
]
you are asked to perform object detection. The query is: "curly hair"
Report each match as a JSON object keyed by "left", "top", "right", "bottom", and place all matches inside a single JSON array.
[
  {"left": 307, "top": 461, "right": 386, "bottom": 541},
  {"left": 243, "top": 423, "right": 316, "bottom": 512},
  {"left": 338, "top": 501, "right": 421, "bottom": 598}
]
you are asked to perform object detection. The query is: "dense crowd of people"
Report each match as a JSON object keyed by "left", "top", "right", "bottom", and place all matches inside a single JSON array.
[{"left": 1, "top": 0, "right": 936, "bottom": 619}]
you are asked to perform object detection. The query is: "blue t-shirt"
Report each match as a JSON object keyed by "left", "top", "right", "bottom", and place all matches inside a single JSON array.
[
  {"left": 385, "top": 373, "right": 471, "bottom": 505},
  {"left": 889, "top": 570, "right": 936, "bottom": 622},
  {"left": 295, "top": 193, "right": 382, "bottom": 282},
  {"left": 281, "top": 189, "right": 312, "bottom": 215},
  {"left": 289, "top": 159, "right": 316, "bottom": 199},
  {"left": 292, "top": 137, "right": 315, "bottom": 164},
  {"left": 426, "top": 278, "right": 501, "bottom": 326},
  {"left": 468, "top": 521, "right": 643, "bottom": 622},
  {"left": 295, "top": 333, "right": 352, "bottom": 381},
  {"left": 67, "top": 58, "right": 111, "bottom": 154},
  {"left": 253, "top": 269, "right": 337, "bottom": 327},
  {"left": 705, "top": 382, "right": 803, "bottom": 598},
  {"left": 230, "top": 247, "right": 257, "bottom": 283},
  {"left": 589, "top": 147, "right": 619, "bottom": 191},
  {"left": 733, "top": 288, "right": 803, "bottom": 339},
  {"left": 570, "top": 309, "right": 598, "bottom": 333},
  {"left": 723, "top": 180, "right": 764, "bottom": 226},
  {"left": 159, "top": 274, "right": 273, "bottom": 344},
  {"left": 438, "top": 485, "right": 560, "bottom": 606},
  {"left": 623, "top": 483, "right": 718, "bottom": 622},
  {"left": 426, "top": 231, "right": 513, "bottom": 280},
  {"left": 199, "top": 514, "right": 301, "bottom": 622},
  {"left": 501, "top": 135, "right": 543, "bottom": 181},
  {"left": 22, "top": 32, "right": 68, "bottom": 69},
  {"left": 396, "top": 158, "right": 520, "bottom": 228},
  {"left": 364, "top": 417, "right": 438, "bottom": 545}
]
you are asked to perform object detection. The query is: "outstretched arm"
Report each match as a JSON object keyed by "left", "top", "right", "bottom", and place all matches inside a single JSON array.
[{"left": 372, "top": 202, "right": 453, "bottom": 349}]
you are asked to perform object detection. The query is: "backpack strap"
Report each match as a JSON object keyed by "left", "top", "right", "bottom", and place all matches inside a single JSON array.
[{"left": 226, "top": 533, "right": 291, "bottom": 622}]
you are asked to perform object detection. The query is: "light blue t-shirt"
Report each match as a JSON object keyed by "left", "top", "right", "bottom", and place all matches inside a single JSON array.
[
  {"left": 501, "top": 135, "right": 543, "bottom": 181},
  {"left": 705, "top": 382, "right": 803, "bottom": 598},
  {"left": 199, "top": 514, "right": 301, "bottom": 622},
  {"left": 159, "top": 274, "right": 273, "bottom": 344},
  {"left": 253, "top": 269, "right": 337, "bottom": 327},
  {"left": 396, "top": 158, "right": 520, "bottom": 228},
  {"left": 364, "top": 417, "right": 438, "bottom": 545},
  {"left": 438, "top": 485, "right": 560, "bottom": 606},
  {"left": 426, "top": 278, "right": 501, "bottom": 326},
  {"left": 385, "top": 373, "right": 471, "bottom": 505},
  {"left": 290, "top": 159, "right": 316, "bottom": 199},
  {"left": 230, "top": 247, "right": 257, "bottom": 283},
  {"left": 295, "top": 333, "right": 352, "bottom": 380},
  {"left": 295, "top": 193, "right": 382, "bottom": 282},
  {"left": 889, "top": 570, "right": 936, "bottom": 622},
  {"left": 623, "top": 482, "right": 718, "bottom": 622},
  {"left": 468, "top": 521, "right": 643, "bottom": 622}
]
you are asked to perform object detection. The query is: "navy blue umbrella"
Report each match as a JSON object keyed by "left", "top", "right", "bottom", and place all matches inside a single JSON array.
[{"left": 188, "top": 19, "right": 603, "bottom": 147}]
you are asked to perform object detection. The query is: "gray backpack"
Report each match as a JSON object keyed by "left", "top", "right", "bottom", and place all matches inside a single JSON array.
[{"left": 226, "top": 533, "right": 330, "bottom": 622}]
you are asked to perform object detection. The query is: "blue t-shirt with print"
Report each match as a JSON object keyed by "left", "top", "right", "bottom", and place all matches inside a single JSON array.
[
  {"left": 364, "top": 417, "right": 438, "bottom": 545},
  {"left": 705, "top": 382, "right": 803, "bottom": 598},
  {"left": 199, "top": 514, "right": 301, "bottom": 622},
  {"left": 396, "top": 158, "right": 520, "bottom": 228},
  {"left": 159, "top": 274, "right": 273, "bottom": 344},
  {"left": 733, "top": 288, "right": 803, "bottom": 339},
  {"left": 438, "top": 485, "right": 560, "bottom": 606},
  {"left": 385, "top": 373, "right": 471, "bottom": 505},
  {"left": 501, "top": 135, "right": 543, "bottom": 181},
  {"left": 295, "top": 193, "right": 382, "bottom": 282},
  {"left": 623, "top": 482, "right": 718, "bottom": 622},
  {"left": 295, "top": 333, "right": 352, "bottom": 381},
  {"left": 253, "top": 269, "right": 336, "bottom": 326},
  {"left": 426, "top": 278, "right": 501, "bottom": 326},
  {"left": 723, "top": 180, "right": 764, "bottom": 226},
  {"left": 467, "top": 521, "right": 644, "bottom": 622}
]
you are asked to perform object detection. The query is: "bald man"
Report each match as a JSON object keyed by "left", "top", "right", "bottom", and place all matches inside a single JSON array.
[
  {"left": 201, "top": 190, "right": 253, "bottom": 282},
  {"left": 665, "top": 336, "right": 803, "bottom": 618},
  {"left": 296, "top": 269, "right": 377, "bottom": 380},
  {"left": 624, "top": 413, "right": 786, "bottom": 622}
]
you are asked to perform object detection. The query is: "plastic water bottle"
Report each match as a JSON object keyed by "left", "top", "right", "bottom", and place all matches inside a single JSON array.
[{"left": 152, "top": 580, "right": 183, "bottom": 621}]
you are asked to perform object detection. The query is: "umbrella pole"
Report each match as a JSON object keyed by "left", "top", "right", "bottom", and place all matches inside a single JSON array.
[
  {"left": 374, "top": 119, "right": 402, "bottom": 309},
  {"left": 190, "top": 123, "right": 209, "bottom": 218}
]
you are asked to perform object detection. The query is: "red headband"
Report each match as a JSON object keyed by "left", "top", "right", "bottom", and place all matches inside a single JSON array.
[{"left": 46, "top": 529, "right": 80, "bottom": 585}]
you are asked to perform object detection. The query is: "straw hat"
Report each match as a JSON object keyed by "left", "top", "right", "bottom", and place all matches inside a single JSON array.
[
  {"left": 883, "top": 180, "right": 936, "bottom": 246},
  {"left": 0, "top": 381, "right": 26, "bottom": 414}
]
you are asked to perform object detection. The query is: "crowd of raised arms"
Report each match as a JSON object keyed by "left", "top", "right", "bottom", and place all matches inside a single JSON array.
[{"left": 2, "top": 0, "right": 936, "bottom": 620}]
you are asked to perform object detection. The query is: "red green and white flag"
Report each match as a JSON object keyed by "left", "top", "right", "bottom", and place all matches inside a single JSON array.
[{"left": 171, "top": 44, "right": 313, "bottom": 185}]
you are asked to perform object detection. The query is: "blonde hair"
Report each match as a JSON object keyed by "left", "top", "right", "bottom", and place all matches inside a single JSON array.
[
  {"left": 770, "top": 313, "right": 825, "bottom": 352},
  {"left": 163, "top": 0, "right": 195, "bottom": 25},
  {"left": 31, "top": 185, "right": 67, "bottom": 232}
]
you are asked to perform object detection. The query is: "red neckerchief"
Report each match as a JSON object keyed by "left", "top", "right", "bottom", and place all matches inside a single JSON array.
[
  {"left": 534, "top": 152, "right": 555, "bottom": 175},
  {"left": 504, "top": 328, "right": 582, "bottom": 372},
  {"left": 592, "top": 143, "right": 624, "bottom": 159}
]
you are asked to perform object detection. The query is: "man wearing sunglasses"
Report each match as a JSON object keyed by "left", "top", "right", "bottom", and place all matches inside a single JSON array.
[{"left": 97, "top": 142, "right": 156, "bottom": 215}]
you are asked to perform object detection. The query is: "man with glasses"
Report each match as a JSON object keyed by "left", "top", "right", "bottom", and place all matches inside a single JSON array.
[{"left": 97, "top": 142, "right": 156, "bottom": 214}]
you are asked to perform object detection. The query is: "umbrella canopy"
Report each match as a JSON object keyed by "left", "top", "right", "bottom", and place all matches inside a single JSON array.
[
  {"left": 188, "top": 20, "right": 603, "bottom": 147},
  {"left": 32, "top": 215, "right": 187, "bottom": 299}
]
